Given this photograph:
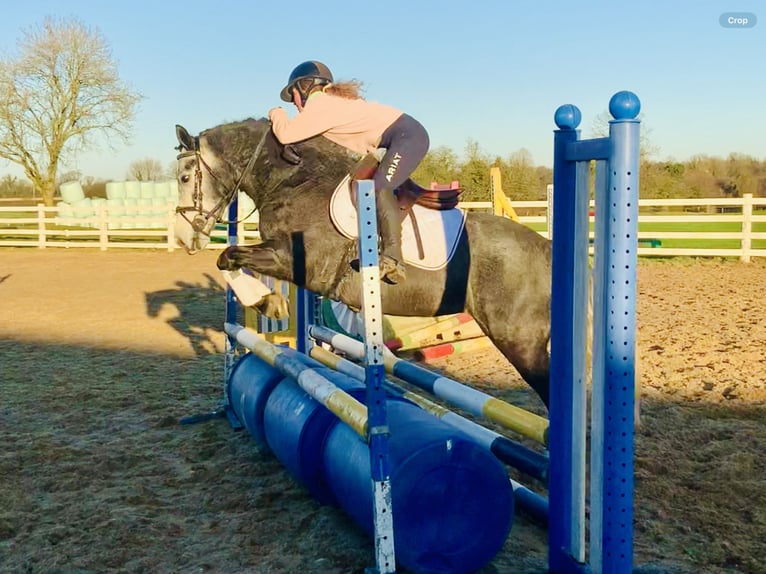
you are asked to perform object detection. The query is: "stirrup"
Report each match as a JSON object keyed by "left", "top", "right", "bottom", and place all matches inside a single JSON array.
[
  {"left": 379, "top": 255, "right": 406, "bottom": 285},
  {"left": 349, "top": 256, "right": 407, "bottom": 285}
]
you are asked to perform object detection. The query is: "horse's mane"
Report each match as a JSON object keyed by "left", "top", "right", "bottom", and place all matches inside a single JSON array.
[
  {"left": 196, "top": 117, "right": 361, "bottom": 207},
  {"left": 200, "top": 117, "right": 359, "bottom": 167},
  {"left": 200, "top": 118, "right": 270, "bottom": 165}
]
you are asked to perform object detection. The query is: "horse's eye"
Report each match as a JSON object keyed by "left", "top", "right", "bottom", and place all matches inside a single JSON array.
[{"left": 180, "top": 174, "right": 190, "bottom": 184}]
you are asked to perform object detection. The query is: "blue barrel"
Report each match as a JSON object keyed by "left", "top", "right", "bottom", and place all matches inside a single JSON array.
[
  {"left": 323, "top": 400, "right": 514, "bottom": 574},
  {"left": 226, "top": 353, "right": 284, "bottom": 445},
  {"left": 226, "top": 347, "right": 332, "bottom": 445},
  {"left": 263, "top": 367, "right": 364, "bottom": 505},
  {"left": 228, "top": 350, "right": 515, "bottom": 573}
]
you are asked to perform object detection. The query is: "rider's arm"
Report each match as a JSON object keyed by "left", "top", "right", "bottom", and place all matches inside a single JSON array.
[{"left": 269, "top": 94, "right": 340, "bottom": 144}]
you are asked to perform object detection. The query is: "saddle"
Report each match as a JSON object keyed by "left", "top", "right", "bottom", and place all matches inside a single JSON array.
[
  {"left": 351, "top": 154, "right": 462, "bottom": 211},
  {"left": 347, "top": 154, "right": 463, "bottom": 262}
]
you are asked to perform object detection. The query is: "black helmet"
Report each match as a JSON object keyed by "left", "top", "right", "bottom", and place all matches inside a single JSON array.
[{"left": 280, "top": 61, "right": 334, "bottom": 102}]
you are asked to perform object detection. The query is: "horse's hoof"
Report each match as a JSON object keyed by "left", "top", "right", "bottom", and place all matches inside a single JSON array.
[
  {"left": 254, "top": 293, "right": 290, "bottom": 320},
  {"left": 216, "top": 247, "right": 238, "bottom": 270}
]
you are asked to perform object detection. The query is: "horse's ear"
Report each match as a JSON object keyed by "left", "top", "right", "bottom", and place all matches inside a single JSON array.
[{"left": 175, "top": 125, "right": 195, "bottom": 152}]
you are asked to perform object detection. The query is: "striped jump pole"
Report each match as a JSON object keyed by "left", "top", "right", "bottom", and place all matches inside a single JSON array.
[
  {"left": 386, "top": 312, "right": 477, "bottom": 351},
  {"left": 411, "top": 335, "right": 492, "bottom": 362},
  {"left": 309, "top": 344, "right": 549, "bottom": 484},
  {"left": 224, "top": 322, "right": 368, "bottom": 437},
  {"left": 310, "top": 324, "right": 550, "bottom": 446}
]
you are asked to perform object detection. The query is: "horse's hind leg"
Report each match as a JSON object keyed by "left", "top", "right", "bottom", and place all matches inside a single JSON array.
[
  {"left": 505, "top": 340, "right": 550, "bottom": 409},
  {"left": 514, "top": 352, "right": 550, "bottom": 409},
  {"left": 476, "top": 314, "right": 551, "bottom": 409}
]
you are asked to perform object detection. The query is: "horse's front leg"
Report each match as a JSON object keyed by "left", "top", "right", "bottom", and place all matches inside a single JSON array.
[
  {"left": 217, "top": 242, "right": 293, "bottom": 320},
  {"left": 216, "top": 241, "right": 293, "bottom": 279}
]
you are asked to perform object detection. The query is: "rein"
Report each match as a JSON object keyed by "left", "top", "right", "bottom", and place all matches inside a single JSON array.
[{"left": 176, "top": 130, "right": 268, "bottom": 235}]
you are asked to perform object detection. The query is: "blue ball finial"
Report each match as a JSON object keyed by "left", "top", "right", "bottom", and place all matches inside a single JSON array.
[
  {"left": 609, "top": 91, "right": 641, "bottom": 120},
  {"left": 554, "top": 104, "right": 582, "bottom": 130}
]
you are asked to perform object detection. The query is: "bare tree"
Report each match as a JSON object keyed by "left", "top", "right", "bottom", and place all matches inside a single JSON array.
[
  {"left": 0, "top": 17, "right": 142, "bottom": 205},
  {"left": 0, "top": 174, "right": 32, "bottom": 198},
  {"left": 127, "top": 157, "right": 165, "bottom": 181},
  {"left": 165, "top": 160, "right": 178, "bottom": 180},
  {"left": 590, "top": 110, "right": 656, "bottom": 161}
]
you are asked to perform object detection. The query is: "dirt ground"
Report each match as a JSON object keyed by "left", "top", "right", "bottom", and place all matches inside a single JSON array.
[{"left": 1, "top": 249, "right": 765, "bottom": 574}]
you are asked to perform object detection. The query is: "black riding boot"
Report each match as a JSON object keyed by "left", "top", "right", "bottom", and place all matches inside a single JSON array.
[{"left": 377, "top": 187, "right": 406, "bottom": 284}]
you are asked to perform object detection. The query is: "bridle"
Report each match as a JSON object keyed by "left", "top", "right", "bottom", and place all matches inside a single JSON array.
[{"left": 175, "top": 130, "right": 268, "bottom": 236}]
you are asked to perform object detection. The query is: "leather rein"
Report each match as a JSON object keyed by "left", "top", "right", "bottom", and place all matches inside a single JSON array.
[{"left": 175, "top": 130, "right": 268, "bottom": 235}]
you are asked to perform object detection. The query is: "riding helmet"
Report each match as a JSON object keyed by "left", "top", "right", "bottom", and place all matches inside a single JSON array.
[{"left": 280, "top": 61, "right": 334, "bottom": 102}]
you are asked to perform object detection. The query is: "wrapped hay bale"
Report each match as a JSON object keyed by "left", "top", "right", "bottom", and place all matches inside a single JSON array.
[
  {"left": 154, "top": 181, "right": 171, "bottom": 198},
  {"left": 125, "top": 181, "right": 141, "bottom": 199},
  {"left": 59, "top": 181, "right": 85, "bottom": 204},
  {"left": 106, "top": 198, "right": 125, "bottom": 230},
  {"left": 105, "top": 181, "right": 127, "bottom": 200},
  {"left": 70, "top": 197, "right": 94, "bottom": 218},
  {"left": 140, "top": 181, "right": 155, "bottom": 199}
]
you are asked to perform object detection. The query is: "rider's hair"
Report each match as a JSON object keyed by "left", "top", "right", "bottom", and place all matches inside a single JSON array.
[
  {"left": 294, "top": 78, "right": 364, "bottom": 102},
  {"left": 324, "top": 80, "right": 365, "bottom": 100}
]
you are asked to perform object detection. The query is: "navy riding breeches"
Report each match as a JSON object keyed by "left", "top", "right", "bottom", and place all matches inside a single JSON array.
[{"left": 375, "top": 114, "right": 430, "bottom": 192}]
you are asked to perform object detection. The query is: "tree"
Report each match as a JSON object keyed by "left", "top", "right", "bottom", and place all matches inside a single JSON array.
[
  {"left": 411, "top": 146, "right": 460, "bottom": 188},
  {"left": 0, "top": 174, "right": 32, "bottom": 198},
  {"left": 457, "top": 140, "right": 491, "bottom": 202},
  {"left": 127, "top": 157, "right": 165, "bottom": 181},
  {"left": 0, "top": 17, "right": 141, "bottom": 205},
  {"left": 501, "top": 148, "right": 541, "bottom": 201},
  {"left": 166, "top": 160, "right": 178, "bottom": 181}
]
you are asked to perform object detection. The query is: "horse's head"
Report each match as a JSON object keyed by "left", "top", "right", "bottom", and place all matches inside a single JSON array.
[
  {"left": 173, "top": 125, "right": 225, "bottom": 253},
  {"left": 173, "top": 123, "right": 267, "bottom": 253}
]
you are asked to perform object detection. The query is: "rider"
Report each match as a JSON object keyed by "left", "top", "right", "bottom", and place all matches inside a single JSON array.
[{"left": 268, "top": 60, "right": 430, "bottom": 285}]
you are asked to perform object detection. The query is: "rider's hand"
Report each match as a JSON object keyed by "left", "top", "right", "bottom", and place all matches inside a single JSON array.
[{"left": 268, "top": 107, "right": 285, "bottom": 123}]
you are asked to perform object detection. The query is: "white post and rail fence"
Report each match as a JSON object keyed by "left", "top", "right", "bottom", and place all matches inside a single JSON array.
[{"left": 1, "top": 192, "right": 765, "bottom": 262}]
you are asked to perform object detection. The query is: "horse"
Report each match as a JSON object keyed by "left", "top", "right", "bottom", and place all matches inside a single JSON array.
[{"left": 173, "top": 118, "right": 554, "bottom": 408}]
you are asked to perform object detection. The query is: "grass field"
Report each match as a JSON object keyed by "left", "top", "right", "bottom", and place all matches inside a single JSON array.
[{"left": 526, "top": 215, "right": 766, "bottom": 250}]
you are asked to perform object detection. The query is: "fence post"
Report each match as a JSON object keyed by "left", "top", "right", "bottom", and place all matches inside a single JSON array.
[
  {"left": 546, "top": 184, "right": 554, "bottom": 239},
  {"left": 166, "top": 202, "right": 176, "bottom": 252},
  {"left": 99, "top": 203, "right": 109, "bottom": 251},
  {"left": 741, "top": 193, "right": 753, "bottom": 263},
  {"left": 37, "top": 204, "right": 46, "bottom": 249}
]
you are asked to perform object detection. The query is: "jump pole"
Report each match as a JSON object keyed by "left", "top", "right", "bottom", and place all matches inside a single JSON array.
[
  {"left": 308, "top": 343, "right": 549, "bottom": 484},
  {"left": 310, "top": 323, "right": 550, "bottom": 446},
  {"left": 224, "top": 322, "right": 368, "bottom": 436},
  {"left": 548, "top": 91, "right": 639, "bottom": 574}
]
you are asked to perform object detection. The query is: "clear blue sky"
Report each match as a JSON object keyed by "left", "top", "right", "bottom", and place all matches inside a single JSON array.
[{"left": 1, "top": 0, "right": 763, "bottom": 181}]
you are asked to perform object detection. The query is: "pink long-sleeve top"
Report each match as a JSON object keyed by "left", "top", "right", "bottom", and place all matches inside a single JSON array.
[{"left": 269, "top": 93, "right": 403, "bottom": 155}]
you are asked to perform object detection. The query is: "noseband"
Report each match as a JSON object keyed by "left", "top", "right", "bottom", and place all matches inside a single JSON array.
[{"left": 175, "top": 130, "right": 268, "bottom": 235}]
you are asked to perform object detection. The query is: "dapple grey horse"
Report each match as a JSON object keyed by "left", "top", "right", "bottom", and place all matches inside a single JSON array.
[{"left": 173, "top": 119, "right": 553, "bottom": 407}]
